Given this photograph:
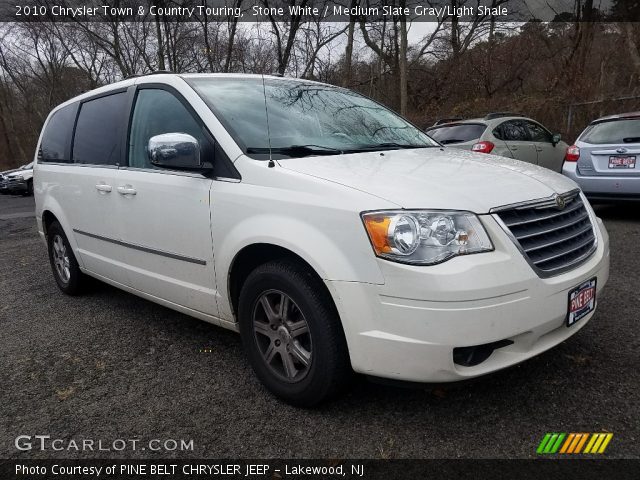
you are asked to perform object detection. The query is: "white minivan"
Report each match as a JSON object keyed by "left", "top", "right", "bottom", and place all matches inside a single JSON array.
[{"left": 35, "top": 73, "right": 610, "bottom": 406}]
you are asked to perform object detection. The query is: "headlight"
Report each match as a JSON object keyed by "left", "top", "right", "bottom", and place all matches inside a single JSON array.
[
  {"left": 14, "top": 175, "right": 23, "bottom": 180},
  {"left": 361, "top": 210, "right": 493, "bottom": 265}
]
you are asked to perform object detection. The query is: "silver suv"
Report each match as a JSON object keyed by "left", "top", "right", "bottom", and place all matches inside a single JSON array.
[
  {"left": 426, "top": 113, "right": 567, "bottom": 172},
  {"left": 562, "top": 112, "right": 640, "bottom": 201}
]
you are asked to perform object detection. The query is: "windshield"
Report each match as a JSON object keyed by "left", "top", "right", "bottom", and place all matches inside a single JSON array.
[
  {"left": 580, "top": 119, "right": 640, "bottom": 144},
  {"left": 188, "top": 77, "right": 438, "bottom": 158},
  {"left": 427, "top": 123, "right": 486, "bottom": 144}
]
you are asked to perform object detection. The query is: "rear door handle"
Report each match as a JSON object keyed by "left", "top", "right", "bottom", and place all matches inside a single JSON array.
[
  {"left": 95, "top": 183, "right": 112, "bottom": 193},
  {"left": 117, "top": 185, "right": 137, "bottom": 196}
]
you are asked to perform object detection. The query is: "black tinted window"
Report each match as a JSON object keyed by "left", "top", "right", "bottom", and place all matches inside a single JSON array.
[
  {"left": 427, "top": 123, "right": 486, "bottom": 144},
  {"left": 73, "top": 93, "right": 127, "bottom": 165},
  {"left": 128, "top": 89, "right": 208, "bottom": 169},
  {"left": 525, "top": 121, "right": 552, "bottom": 143},
  {"left": 580, "top": 119, "right": 640, "bottom": 144},
  {"left": 495, "top": 120, "right": 531, "bottom": 141},
  {"left": 39, "top": 104, "right": 77, "bottom": 163}
]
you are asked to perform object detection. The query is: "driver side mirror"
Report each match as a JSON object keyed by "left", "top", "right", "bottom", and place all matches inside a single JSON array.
[
  {"left": 148, "top": 133, "right": 202, "bottom": 170},
  {"left": 552, "top": 133, "right": 561, "bottom": 146}
]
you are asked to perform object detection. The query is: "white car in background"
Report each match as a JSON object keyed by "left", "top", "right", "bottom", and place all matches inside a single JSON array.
[
  {"left": 426, "top": 114, "right": 568, "bottom": 172},
  {"left": 34, "top": 74, "right": 609, "bottom": 405}
]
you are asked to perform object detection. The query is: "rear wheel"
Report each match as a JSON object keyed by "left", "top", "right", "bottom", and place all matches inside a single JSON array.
[
  {"left": 238, "top": 260, "right": 351, "bottom": 406},
  {"left": 47, "top": 221, "right": 86, "bottom": 295}
]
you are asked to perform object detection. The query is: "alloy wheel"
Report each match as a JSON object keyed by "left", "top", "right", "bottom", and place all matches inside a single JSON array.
[
  {"left": 52, "top": 234, "right": 71, "bottom": 283},
  {"left": 252, "top": 289, "right": 312, "bottom": 383}
]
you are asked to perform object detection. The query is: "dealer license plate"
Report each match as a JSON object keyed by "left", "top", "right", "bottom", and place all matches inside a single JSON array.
[
  {"left": 567, "top": 278, "right": 597, "bottom": 327},
  {"left": 608, "top": 156, "right": 636, "bottom": 168}
]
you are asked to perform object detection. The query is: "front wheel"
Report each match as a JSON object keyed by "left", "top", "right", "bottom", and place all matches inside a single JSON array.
[{"left": 238, "top": 260, "right": 351, "bottom": 406}]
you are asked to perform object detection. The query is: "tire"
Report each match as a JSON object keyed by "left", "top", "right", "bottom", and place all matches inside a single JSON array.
[
  {"left": 238, "top": 259, "right": 351, "bottom": 406},
  {"left": 47, "top": 221, "right": 86, "bottom": 295}
]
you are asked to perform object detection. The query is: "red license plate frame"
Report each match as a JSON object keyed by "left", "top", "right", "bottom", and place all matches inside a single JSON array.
[
  {"left": 567, "top": 277, "right": 597, "bottom": 327},
  {"left": 608, "top": 155, "right": 636, "bottom": 168}
]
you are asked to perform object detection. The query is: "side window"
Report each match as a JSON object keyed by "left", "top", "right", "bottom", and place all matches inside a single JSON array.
[
  {"left": 495, "top": 120, "right": 530, "bottom": 141},
  {"left": 39, "top": 103, "right": 77, "bottom": 163},
  {"left": 128, "top": 89, "right": 208, "bottom": 169},
  {"left": 72, "top": 92, "right": 127, "bottom": 165},
  {"left": 525, "top": 121, "right": 553, "bottom": 143}
]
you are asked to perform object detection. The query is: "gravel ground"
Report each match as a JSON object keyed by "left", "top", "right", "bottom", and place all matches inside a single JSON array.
[{"left": 0, "top": 194, "right": 638, "bottom": 459}]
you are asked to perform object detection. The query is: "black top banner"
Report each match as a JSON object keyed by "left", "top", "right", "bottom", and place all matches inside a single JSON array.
[{"left": 1, "top": 0, "right": 638, "bottom": 23}]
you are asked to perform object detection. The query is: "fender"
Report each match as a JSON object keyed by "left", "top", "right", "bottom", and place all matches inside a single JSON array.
[
  {"left": 38, "top": 196, "right": 85, "bottom": 269},
  {"left": 214, "top": 213, "right": 386, "bottom": 321}
]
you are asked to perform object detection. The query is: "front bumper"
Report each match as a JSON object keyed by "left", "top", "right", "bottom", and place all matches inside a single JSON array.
[
  {"left": 7, "top": 179, "right": 28, "bottom": 193},
  {"left": 563, "top": 162, "right": 640, "bottom": 201},
  {"left": 326, "top": 211, "right": 610, "bottom": 383}
]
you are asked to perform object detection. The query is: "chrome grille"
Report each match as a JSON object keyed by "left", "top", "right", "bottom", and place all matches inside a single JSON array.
[{"left": 494, "top": 191, "right": 596, "bottom": 276}]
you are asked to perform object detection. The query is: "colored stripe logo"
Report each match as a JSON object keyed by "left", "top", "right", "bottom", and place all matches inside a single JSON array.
[{"left": 537, "top": 433, "right": 613, "bottom": 454}]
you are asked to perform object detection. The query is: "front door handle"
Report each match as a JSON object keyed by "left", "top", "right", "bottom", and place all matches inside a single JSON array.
[
  {"left": 95, "top": 183, "right": 112, "bottom": 193},
  {"left": 117, "top": 185, "right": 137, "bottom": 196},
  {"left": 536, "top": 147, "right": 544, "bottom": 152}
]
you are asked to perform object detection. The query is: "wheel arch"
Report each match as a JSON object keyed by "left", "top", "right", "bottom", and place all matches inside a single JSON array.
[
  {"left": 41, "top": 209, "right": 58, "bottom": 238},
  {"left": 39, "top": 205, "right": 84, "bottom": 269},
  {"left": 227, "top": 243, "right": 335, "bottom": 322}
]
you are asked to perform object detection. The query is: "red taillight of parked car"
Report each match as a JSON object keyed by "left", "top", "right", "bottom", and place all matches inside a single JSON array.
[
  {"left": 471, "top": 141, "right": 495, "bottom": 153},
  {"left": 565, "top": 145, "right": 580, "bottom": 162}
]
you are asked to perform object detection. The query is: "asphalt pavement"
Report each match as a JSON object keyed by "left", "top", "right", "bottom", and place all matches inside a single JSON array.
[{"left": 0, "top": 194, "right": 638, "bottom": 459}]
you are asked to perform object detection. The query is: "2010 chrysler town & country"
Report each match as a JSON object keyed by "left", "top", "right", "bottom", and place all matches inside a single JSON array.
[{"left": 34, "top": 74, "right": 610, "bottom": 406}]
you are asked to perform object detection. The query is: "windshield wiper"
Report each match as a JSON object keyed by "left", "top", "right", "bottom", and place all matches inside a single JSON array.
[
  {"left": 439, "top": 139, "right": 465, "bottom": 145},
  {"left": 622, "top": 137, "right": 640, "bottom": 143},
  {"left": 350, "top": 142, "right": 435, "bottom": 152},
  {"left": 247, "top": 145, "right": 343, "bottom": 157}
]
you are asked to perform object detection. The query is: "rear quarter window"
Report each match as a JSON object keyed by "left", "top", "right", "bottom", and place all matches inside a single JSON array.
[
  {"left": 427, "top": 123, "right": 486, "bottom": 144},
  {"left": 72, "top": 92, "right": 127, "bottom": 165},
  {"left": 38, "top": 103, "right": 78, "bottom": 163},
  {"left": 580, "top": 119, "right": 640, "bottom": 144}
]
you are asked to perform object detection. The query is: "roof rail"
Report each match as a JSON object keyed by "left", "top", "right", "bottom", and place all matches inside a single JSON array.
[
  {"left": 591, "top": 111, "right": 640, "bottom": 124},
  {"left": 125, "top": 70, "right": 175, "bottom": 80},
  {"left": 431, "top": 117, "right": 464, "bottom": 126},
  {"left": 484, "top": 112, "right": 523, "bottom": 120}
]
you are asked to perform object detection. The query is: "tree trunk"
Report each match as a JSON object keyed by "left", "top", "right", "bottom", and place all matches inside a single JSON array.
[
  {"left": 342, "top": 0, "right": 357, "bottom": 87},
  {"left": 399, "top": 4, "right": 408, "bottom": 116},
  {"left": 155, "top": 17, "right": 165, "bottom": 70},
  {"left": 624, "top": 23, "right": 640, "bottom": 84},
  {"left": 450, "top": 0, "right": 460, "bottom": 58}
]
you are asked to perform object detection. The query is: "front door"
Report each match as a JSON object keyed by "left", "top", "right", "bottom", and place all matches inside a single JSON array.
[
  {"left": 495, "top": 120, "right": 539, "bottom": 165},
  {"left": 115, "top": 86, "right": 218, "bottom": 316},
  {"left": 524, "top": 120, "right": 564, "bottom": 172}
]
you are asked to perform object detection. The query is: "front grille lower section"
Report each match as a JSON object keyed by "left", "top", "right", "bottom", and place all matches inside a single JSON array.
[{"left": 494, "top": 191, "right": 596, "bottom": 276}]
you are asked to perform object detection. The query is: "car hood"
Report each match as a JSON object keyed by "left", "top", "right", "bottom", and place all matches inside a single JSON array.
[
  {"left": 277, "top": 147, "right": 577, "bottom": 212},
  {"left": 7, "top": 169, "right": 30, "bottom": 177}
]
